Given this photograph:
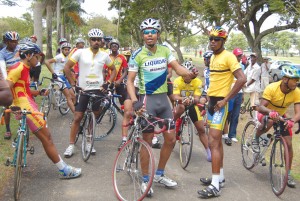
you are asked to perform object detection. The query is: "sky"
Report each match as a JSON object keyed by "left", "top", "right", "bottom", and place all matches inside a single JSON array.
[{"left": 0, "top": 0, "right": 118, "bottom": 19}]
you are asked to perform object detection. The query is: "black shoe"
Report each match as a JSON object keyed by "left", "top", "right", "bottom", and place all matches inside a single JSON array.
[
  {"left": 295, "top": 129, "right": 300, "bottom": 134},
  {"left": 225, "top": 137, "right": 232, "bottom": 146},
  {"left": 200, "top": 177, "right": 225, "bottom": 188},
  {"left": 118, "top": 140, "right": 127, "bottom": 151},
  {"left": 260, "top": 157, "right": 266, "bottom": 166},
  {"left": 152, "top": 141, "right": 161, "bottom": 149},
  {"left": 198, "top": 184, "right": 221, "bottom": 198}
]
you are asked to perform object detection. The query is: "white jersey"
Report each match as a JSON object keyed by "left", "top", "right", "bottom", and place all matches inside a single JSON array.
[
  {"left": 53, "top": 53, "right": 68, "bottom": 75},
  {"left": 70, "top": 48, "right": 113, "bottom": 90}
]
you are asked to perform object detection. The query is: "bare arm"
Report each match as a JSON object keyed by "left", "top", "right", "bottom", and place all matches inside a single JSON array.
[
  {"left": 107, "top": 64, "right": 117, "bottom": 84},
  {"left": 44, "top": 58, "right": 56, "bottom": 74},
  {"left": 169, "top": 60, "right": 190, "bottom": 77},
  {"left": 256, "top": 99, "right": 272, "bottom": 115},
  {"left": 293, "top": 104, "right": 300, "bottom": 123},
  {"left": 127, "top": 71, "right": 138, "bottom": 102},
  {"left": 224, "top": 68, "right": 246, "bottom": 102},
  {"left": 64, "top": 60, "right": 76, "bottom": 86},
  {"left": 0, "top": 79, "right": 13, "bottom": 106}
]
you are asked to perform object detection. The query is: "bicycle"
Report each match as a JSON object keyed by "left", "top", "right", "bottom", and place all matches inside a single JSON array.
[
  {"left": 39, "top": 77, "right": 70, "bottom": 122},
  {"left": 241, "top": 116, "right": 289, "bottom": 196},
  {"left": 73, "top": 90, "right": 112, "bottom": 161},
  {"left": 112, "top": 112, "right": 172, "bottom": 201},
  {"left": 5, "top": 106, "right": 43, "bottom": 201},
  {"left": 240, "top": 97, "right": 253, "bottom": 118}
]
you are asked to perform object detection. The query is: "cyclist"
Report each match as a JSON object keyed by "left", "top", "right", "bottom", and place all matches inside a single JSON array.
[
  {"left": 68, "top": 38, "right": 85, "bottom": 81},
  {"left": 127, "top": 18, "right": 197, "bottom": 196},
  {"left": 6, "top": 41, "right": 81, "bottom": 178},
  {"left": 0, "top": 69, "right": 13, "bottom": 106},
  {"left": 173, "top": 63, "right": 211, "bottom": 162},
  {"left": 197, "top": 26, "right": 246, "bottom": 198},
  {"left": 45, "top": 42, "right": 75, "bottom": 113},
  {"left": 29, "top": 35, "right": 45, "bottom": 83},
  {"left": 63, "top": 28, "right": 116, "bottom": 157},
  {"left": 202, "top": 51, "right": 213, "bottom": 97},
  {"left": 0, "top": 31, "right": 20, "bottom": 140},
  {"left": 56, "top": 38, "right": 68, "bottom": 55},
  {"left": 252, "top": 65, "right": 300, "bottom": 188}
]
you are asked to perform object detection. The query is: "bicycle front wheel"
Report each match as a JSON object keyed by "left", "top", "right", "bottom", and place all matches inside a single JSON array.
[
  {"left": 95, "top": 107, "right": 117, "bottom": 140},
  {"left": 14, "top": 132, "right": 25, "bottom": 201},
  {"left": 270, "top": 137, "right": 289, "bottom": 196},
  {"left": 58, "top": 93, "right": 70, "bottom": 115},
  {"left": 241, "top": 121, "right": 257, "bottom": 170},
  {"left": 179, "top": 117, "right": 194, "bottom": 169},
  {"left": 81, "top": 112, "right": 96, "bottom": 162},
  {"left": 113, "top": 138, "right": 155, "bottom": 201}
]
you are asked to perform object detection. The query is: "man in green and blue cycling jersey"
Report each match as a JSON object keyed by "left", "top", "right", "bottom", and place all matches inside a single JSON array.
[{"left": 127, "top": 18, "right": 197, "bottom": 197}]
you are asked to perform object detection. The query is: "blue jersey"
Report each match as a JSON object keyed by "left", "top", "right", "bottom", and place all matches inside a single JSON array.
[
  {"left": 0, "top": 45, "right": 20, "bottom": 70},
  {"left": 203, "top": 67, "right": 210, "bottom": 93}
]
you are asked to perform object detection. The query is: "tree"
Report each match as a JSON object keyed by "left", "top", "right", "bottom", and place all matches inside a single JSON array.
[
  {"left": 225, "top": 33, "right": 248, "bottom": 51},
  {"left": 0, "top": 16, "right": 34, "bottom": 38}
]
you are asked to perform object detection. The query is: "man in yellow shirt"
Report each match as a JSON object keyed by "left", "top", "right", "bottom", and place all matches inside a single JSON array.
[
  {"left": 198, "top": 27, "right": 246, "bottom": 198},
  {"left": 254, "top": 65, "right": 300, "bottom": 188}
]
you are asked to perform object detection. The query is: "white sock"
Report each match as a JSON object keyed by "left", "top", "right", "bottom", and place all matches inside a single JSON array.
[
  {"left": 55, "top": 155, "right": 67, "bottom": 170},
  {"left": 69, "top": 144, "right": 75, "bottom": 149},
  {"left": 152, "top": 136, "right": 158, "bottom": 144},
  {"left": 220, "top": 168, "right": 224, "bottom": 181},
  {"left": 211, "top": 174, "right": 220, "bottom": 190},
  {"left": 122, "top": 136, "right": 127, "bottom": 141}
]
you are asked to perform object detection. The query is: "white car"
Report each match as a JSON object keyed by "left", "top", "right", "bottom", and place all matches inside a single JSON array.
[
  {"left": 269, "top": 60, "right": 292, "bottom": 71},
  {"left": 270, "top": 63, "right": 300, "bottom": 82}
]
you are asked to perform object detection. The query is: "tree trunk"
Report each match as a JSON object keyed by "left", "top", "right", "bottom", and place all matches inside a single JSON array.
[
  {"left": 57, "top": 0, "right": 61, "bottom": 43},
  {"left": 33, "top": 2, "right": 45, "bottom": 49},
  {"left": 46, "top": 4, "right": 53, "bottom": 59}
]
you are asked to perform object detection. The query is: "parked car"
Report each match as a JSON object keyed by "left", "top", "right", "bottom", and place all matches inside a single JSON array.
[
  {"left": 269, "top": 60, "right": 292, "bottom": 71},
  {"left": 269, "top": 63, "right": 300, "bottom": 82}
]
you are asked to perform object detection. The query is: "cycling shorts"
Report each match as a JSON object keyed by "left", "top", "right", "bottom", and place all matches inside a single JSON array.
[
  {"left": 139, "top": 93, "right": 175, "bottom": 133},
  {"left": 75, "top": 90, "right": 105, "bottom": 112},
  {"left": 188, "top": 105, "right": 203, "bottom": 123},
  {"left": 207, "top": 96, "right": 228, "bottom": 131},
  {"left": 16, "top": 97, "right": 45, "bottom": 133},
  {"left": 257, "top": 113, "right": 292, "bottom": 137},
  {"left": 56, "top": 75, "right": 71, "bottom": 90}
]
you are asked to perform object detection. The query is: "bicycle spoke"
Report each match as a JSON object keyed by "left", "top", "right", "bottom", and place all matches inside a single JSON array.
[{"left": 179, "top": 117, "right": 194, "bottom": 169}]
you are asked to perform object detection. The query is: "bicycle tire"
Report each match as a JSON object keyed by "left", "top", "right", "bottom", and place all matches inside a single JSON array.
[
  {"left": 58, "top": 93, "right": 70, "bottom": 115},
  {"left": 94, "top": 107, "right": 117, "bottom": 140},
  {"left": 113, "top": 138, "right": 155, "bottom": 201},
  {"left": 240, "top": 106, "right": 246, "bottom": 114},
  {"left": 241, "top": 121, "right": 257, "bottom": 170},
  {"left": 81, "top": 112, "right": 96, "bottom": 162},
  {"left": 249, "top": 106, "right": 253, "bottom": 118},
  {"left": 179, "top": 116, "right": 194, "bottom": 169},
  {"left": 40, "top": 94, "right": 51, "bottom": 117},
  {"left": 14, "top": 132, "right": 24, "bottom": 201},
  {"left": 269, "top": 136, "right": 289, "bottom": 196}
]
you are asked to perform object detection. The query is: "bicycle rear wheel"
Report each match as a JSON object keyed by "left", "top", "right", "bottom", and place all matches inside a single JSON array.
[
  {"left": 113, "top": 138, "right": 155, "bottom": 201},
  {"left": 40, "top": 94, "right": 51, "bottom": 117},
  {"left": 81, "top": 112, "right": 96, "bottom": 162},
  {"left": 94, "top": 107, "right": 116, "bottom": 140},
  {"left": 269, "top": 137, "right": 289, "bottom": 196},
  {"left": 58, "top": 93, "right": 70, "bottom": 115},
  {"left": 241, "top": 121, "right": 257, "bottom": 170},
  {"left": 179, "top": 117, "right": 194, "bottom": 169},
  {"left": 14, "top": 132, "right": 24, "bottom": 201}
]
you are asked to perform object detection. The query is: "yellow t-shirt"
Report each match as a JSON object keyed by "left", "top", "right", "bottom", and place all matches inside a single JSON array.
[
  {"left": 173, "top": 76, "right": 202, "bottom": 97},
  {"left": 262, "top": 81, "right": 300, "bottom": 115},
  {"left": 207, "top": 50, "right": 240, "bottom": 97}
]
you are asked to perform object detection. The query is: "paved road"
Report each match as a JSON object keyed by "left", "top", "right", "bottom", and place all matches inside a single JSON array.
[{"left": 1, "top": 110, "right": 299, "bottom": 201}]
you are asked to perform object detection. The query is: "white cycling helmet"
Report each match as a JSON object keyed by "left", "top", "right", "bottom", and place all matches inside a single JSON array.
[
  {"left": 61, "top": 42, "right": 71, "bottom": 49},
  {"left": 182, "top": 61, "right": 194, "bottom": 71},
  {"left": 59, "top": 38, "right": 67, "bottom": 44},
  {"left": 75, "top": 38, "right": 85, "bottom": 44},
  {"left": 140, "top": 18, "right": 161, "bottom": 32},
  {"left": 88, "top": 28, "right": 104, "bottom": 38}
]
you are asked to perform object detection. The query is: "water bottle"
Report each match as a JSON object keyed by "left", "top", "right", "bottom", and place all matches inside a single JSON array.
[{"left": 260, "top": 133, "right": 272, "bottom": 147}]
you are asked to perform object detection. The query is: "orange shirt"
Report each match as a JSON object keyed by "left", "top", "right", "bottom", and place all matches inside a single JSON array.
[{"left": 104, "top": 54, "right": 128, "bottom": 81}]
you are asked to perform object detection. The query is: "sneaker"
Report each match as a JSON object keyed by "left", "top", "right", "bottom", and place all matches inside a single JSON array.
[
  {"left": 225, "top": 138, "right": 232, "bottom": 146},
  {"left": 154, "top": 174, "right": 177, "bottom": 187},
  {"left": 86, "top": 144, "right": 96, "bottom": 155},
  {"left": 152, "top": 141, "right": 161, "bottom": 149},
  {"left": 141, "top": 181, "right": 153, "bottom": 197},
  {"left": 231, "top": 138, "right": 238, "bottom": 142},
  {"left": 200, "top": 177, "right": 225, "bottom": 188},
  {"left": 59, "top": 165, "right": 81, "bottom": 179},
  {"left": 222, "top": 134, "right": 228, "bottom": 139},
  {"left": 287, "top": 175, "right": 296, "bottom": 188},
  {"left": 251, "top": 139, "right": 260, "bottom": 153},
  {"left": 64, "top": 145, "right": 74, "bottom": 158},
  {"left": 118, "top": 140, "right": 127, "bottom": 151},
  {"left": 4, "top": 131, "right": 12, "bottom": 140},
  {"left": 198, "top": 184, "right": 221, "bottom": 198}
]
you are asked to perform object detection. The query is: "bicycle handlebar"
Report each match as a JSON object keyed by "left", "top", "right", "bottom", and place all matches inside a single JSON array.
[{"left": 5, "top": 107, "right": 44, "bottom": 116}]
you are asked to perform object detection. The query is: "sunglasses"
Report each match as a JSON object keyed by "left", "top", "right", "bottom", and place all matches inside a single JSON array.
[
  {"left": 209, "top": 37, "right": 222, "bottom": 42},
  {"left": 90, "top": 38, "right": 102, "bottom": 42},
  {"left": 143, "top": 29, "right": 158, "bottom": 35},
  {"left": 111, "top": 44, "right": 119, "bottom": 48}
]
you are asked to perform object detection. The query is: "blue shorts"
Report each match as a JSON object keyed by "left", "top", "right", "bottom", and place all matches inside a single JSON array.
[
  {"left": 207, "top": 97, "right": 228, "bottom": 131},
  {"left": 57, "top": 75, "right": 71, "bottom": 90}
]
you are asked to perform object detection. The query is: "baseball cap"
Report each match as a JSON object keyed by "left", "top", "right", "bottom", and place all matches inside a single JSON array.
[{"left": 250, "top": 52, "right": 257, "bottom": 57}]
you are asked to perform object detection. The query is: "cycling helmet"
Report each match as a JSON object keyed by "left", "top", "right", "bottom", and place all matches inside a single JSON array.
[
  {"left": 88, "top": 28, "right": 104, "bottom": 38},
  {"left": 203, "top": 51, "right": 213, "bottom": 59},
  {"left": 281, "top": 65, "right": 300, "bottom": 79},
  {"left": 140, "top": 18, "right": 161, "bottom": 32},
  {"left": 233, "top": 48, "right": 243, "bottom": 56},
  {"left": 61, "top": 42, "right": 71, "bottom": 49},
  {"left": 75, "top": 38, "right": 85, "bottom": 44},
  {"left": 209, "top": 26, "right": 228, "bottom": 39},
  {"left": 4, "top": 31, "right": 19, "bottom": 41},
  {"left": 30, "top": 35, "right": 37, "bottom": 41},
  {"left": 19, "top": 42, "right": 41, "bottom": 55},
  {"left": 110, "top": 39, "right": 120, "bottom": 48},
  {"left": 59, "top": 38, "right": 67, "bottom": 44},
  {"left": 123, "top": 51, "right": 131, "bottom": 56},
  {"left": 20, "top": 37, "right": 33, "bottom": 43},
  {"left": 182, "top": 61, "right": 194, "bottom": 71}
]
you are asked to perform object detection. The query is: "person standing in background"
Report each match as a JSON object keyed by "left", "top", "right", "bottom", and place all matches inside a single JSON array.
[{"left": 260, "top": 57, "right": 270, "bottom": 91}]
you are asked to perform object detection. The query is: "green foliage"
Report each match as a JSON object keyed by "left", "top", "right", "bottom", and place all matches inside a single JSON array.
[
  {"left": 226, "top": 33, "right": 248, "bottom": 51},
  {"left": 0, "top": 15, "right": 34, "bottom": 39}
]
